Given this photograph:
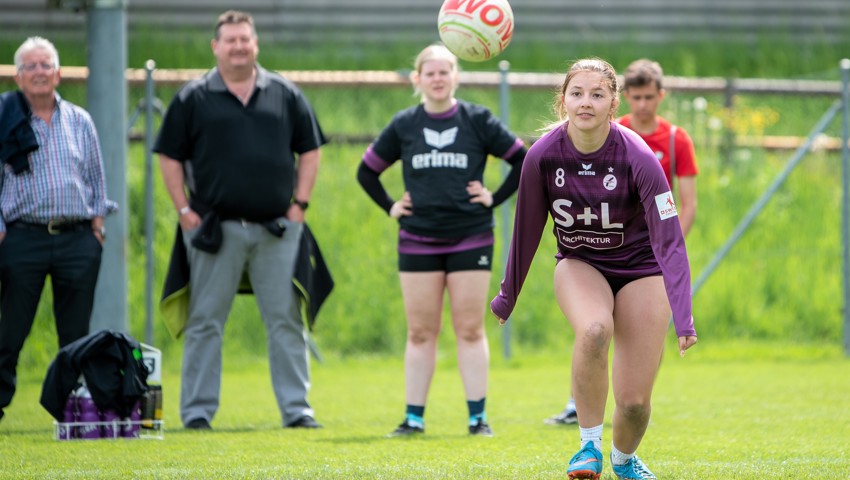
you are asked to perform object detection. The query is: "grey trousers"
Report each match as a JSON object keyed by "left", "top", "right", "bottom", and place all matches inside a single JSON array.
[{"left": 180, "top": 219, "right": 312, "bottom": 426}]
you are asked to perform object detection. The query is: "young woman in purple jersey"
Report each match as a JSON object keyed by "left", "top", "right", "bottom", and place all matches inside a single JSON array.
[
  {"left": 357, "top": 44, "right": 526, "bottom": 437},
  {"left": 490, "top": 58, "right": 697, "bottom": 479}
]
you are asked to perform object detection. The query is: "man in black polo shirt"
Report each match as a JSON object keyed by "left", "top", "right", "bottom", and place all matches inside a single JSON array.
[{"left": 154, "top": 10, "right": 327, "bottom": 430}]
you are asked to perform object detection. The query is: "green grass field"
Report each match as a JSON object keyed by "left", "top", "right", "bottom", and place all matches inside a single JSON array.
[{"left": 1, "top": 341, "right": 848, "bottom": 479}]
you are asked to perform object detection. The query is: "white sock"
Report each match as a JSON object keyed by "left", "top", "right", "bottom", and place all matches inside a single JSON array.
[
  {"left": 566, "top": 398, "right": 576, "bottom": 410},
  {"left": 610, "top": 444, "right": 635, "bottom": 466},
  {"left": 579, "top": 424, "right": 603, "bottom": 451}
]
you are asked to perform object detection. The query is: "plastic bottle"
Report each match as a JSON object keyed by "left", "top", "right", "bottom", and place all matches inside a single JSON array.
[
  {"left": 140, "top": 389, "right": 154, "bottom": 429},
  {"left": 75, "top": 386, "right": 101, "bottom": 439},
  {"left": 58, "top": 390, "right": 77, "bottom": 440},
  {"left": 122, "top": 399, "right": 142, "bottom": 438},
  {"left": 100, "top": 408, "right": 121, "bottom": 439},
  {"left": 152, "top": 385, "right": 163, "bottom": 427},
  {"left": 141, "top": 385, "right": 163, "bottom": 430}
]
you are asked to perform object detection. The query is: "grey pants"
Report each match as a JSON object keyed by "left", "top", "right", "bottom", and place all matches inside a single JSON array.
[{"left": 180, "top": 219, "right": 312, "bottom": 426}]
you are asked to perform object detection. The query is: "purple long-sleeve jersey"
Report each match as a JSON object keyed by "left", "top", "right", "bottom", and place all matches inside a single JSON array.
[{"left": 491, "top": 122, "right": 696, "bottom": 337}]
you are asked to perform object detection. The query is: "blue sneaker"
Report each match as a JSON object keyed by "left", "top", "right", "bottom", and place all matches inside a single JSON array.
[
  {"left": 567, "top": 442, "right": 603, "bottom": 479},
  {"left": 611, "top": 454, "right": 656, "bottom": 479}
]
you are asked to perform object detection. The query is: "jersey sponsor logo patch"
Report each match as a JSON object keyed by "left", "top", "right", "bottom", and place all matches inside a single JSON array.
[
  {"left": 411, "top": 150, "right": 469, "bottom": 169},
  {"left": 552, "top": 199, "right": 623, "bottom": 229},
  {"left": 578, "top": 163, "right": 596, "bottom": 176},
  {"left": 655, "top": 192, "right": 678, "bottom": 220},
  {"left": 555, "top": 227, "right": 624, "bottom": 250},
  {"left": 603, "top": 174, "right": 617, "bottom": 190},
  {"left": 423, "top": 127, "right": 459, "bottom": 148}
]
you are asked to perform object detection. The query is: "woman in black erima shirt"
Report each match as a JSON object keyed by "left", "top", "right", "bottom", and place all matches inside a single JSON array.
[{"left": 357, "top": 43, "right": 526, "bottom": 438}]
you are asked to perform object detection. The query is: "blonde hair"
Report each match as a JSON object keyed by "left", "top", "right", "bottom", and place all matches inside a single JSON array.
[
  {"left": 552, "top": 57, "right": 620, "bottom": 123},
  {"left": 413, "top": 43, "right": 458, "bottom": 73},
  {"left": 410, "top": 43, "right": 459, "bottom": 98}
]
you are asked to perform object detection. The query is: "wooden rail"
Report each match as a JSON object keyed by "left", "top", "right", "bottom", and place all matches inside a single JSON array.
[
  {"left": 3, "top": 64, "right": 846, "bottom": 151},
  {"left": 0, "top": 65, "right": 843, "bottom": 96}
]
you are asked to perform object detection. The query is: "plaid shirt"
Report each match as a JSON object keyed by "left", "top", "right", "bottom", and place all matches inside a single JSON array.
[{"left": 0, "top": 93, "right": 117, "bottom": 232}]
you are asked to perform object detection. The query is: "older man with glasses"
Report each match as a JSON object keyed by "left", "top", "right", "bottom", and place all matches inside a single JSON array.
[{"left": 0, "top": 36, "right": 116, "bottom": 422}]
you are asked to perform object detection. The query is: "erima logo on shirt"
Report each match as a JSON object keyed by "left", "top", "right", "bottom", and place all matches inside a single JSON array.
[
  {"left": 423, "top": 127, "right": 458, "bottom": 148},
  {"left": 579, "top": 163, "right": 596, "bottom": 176},
  {"left": 412, "top": 127, "right": 468, "bottom": 169},
  {"left": 655, "top": 192, "right": 678, "bottom": 220}
]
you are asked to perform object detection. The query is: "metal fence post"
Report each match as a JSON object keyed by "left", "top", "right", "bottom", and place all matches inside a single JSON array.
[
  {"left": 88, "top": 0, "right": 129, "bottom": 333},
  {"left": 840, "top": 58, "right": 850, "bottom": 357},
  {"left": 722, "top": 77, "right": 737, "bottom": 165},
  {"left": 144, "top": 60, "right": 156, "bottom": 346},
  {"left": 498, "top": 60, "right": 512, "bottom": 360}
]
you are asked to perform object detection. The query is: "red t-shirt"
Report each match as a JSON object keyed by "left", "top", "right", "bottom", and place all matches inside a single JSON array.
[{"left": 617, "top": 114, "right": 698, "bottom": 188}]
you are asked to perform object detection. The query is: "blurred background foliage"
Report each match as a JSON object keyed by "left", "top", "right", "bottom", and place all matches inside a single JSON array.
[{"left": 0, "top": 25, "right": 847, "bottom": 367}]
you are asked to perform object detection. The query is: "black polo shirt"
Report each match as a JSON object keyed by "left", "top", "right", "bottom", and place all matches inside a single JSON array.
[{"left": 154, "top": 66, "right": 327, "bottom": 221}]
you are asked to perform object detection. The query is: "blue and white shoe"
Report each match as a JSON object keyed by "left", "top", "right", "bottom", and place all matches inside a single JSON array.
[
  {"left": 388, "top": 419, "right": 424, "bottom": 437},
  {"left": 567, "top": 442, "right": 603, "bottom": 479},
  {"left": 468, "top": 417, "right": 494, "bottom": 436},
  {"left": 611, "top": 454, "right": 656, "bottom": 479}
]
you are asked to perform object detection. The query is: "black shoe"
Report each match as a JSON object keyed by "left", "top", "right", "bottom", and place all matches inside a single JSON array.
[
  {"left": 185, "top": 418, "right": 212, "bottom": 430},
  {"left": 286, "top": 415, "right": 323, "bottom": 428},
  {"left": 468, "top": 418, "right": 494, "bottom": 437},
  {"left": 544, "top": 406, "right": 578, "bottom": 425},
  {"left": 388, "top": 420, "right": 424, "bottom": 437}
]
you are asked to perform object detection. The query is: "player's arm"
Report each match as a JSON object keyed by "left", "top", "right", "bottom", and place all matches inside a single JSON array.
[
  {"left": 673, "top": 128, "right": 699, "bottom": 237},
  {"left": 633, "top": 148, "right": 696, "bottom": 341},
  {"left": 489, "top": 145, "right": 527, "bottom": 208},
  {"left": 676, "top": 175, "right": 697, "bottom": 237},
  {"left": 490, "top": 151, "right": 548, "bottom": 323},
  {"left": 357, "top": 161, "right": 395, "bottom": 214}
]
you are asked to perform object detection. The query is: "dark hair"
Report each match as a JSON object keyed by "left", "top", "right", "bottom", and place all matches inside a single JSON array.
[
  {"left": 214, "top": 10, "right": 256, "bottom": 40},
  {"left": 623, "top": 58, "right": 664, "bottom": 91}
]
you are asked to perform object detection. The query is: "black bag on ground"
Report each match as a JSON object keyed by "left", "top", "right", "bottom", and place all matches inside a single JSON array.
[{"left": 40, "top": 330, "right": 149, "bottom": 421}]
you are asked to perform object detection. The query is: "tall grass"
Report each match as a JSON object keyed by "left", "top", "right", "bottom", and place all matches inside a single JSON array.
[{"left": 0, "top": 35, "right": 847, "bottom": 368}]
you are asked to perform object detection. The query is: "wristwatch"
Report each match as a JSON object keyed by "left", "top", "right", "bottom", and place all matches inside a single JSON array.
[{"left": 292, "top": 199, "right": 309, "bottom": 210}]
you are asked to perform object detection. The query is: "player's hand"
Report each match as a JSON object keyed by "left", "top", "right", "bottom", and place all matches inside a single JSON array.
[
  {"left": 491, "top": 307, "right": 507, "bottom": 325},
  {"left": 467, "top": 181, "right": 493, "bottom": 208},
  {"left": 390, "top": 191, "right": 413, "bottom": 219},
  {"left": 0, "top": 231, "right": 5, "bottom": 245},
  {"left": 678, "top": 335, "right": 698, "bottom": 357}
]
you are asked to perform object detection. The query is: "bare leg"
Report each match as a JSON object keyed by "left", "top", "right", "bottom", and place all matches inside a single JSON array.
[
  {"left": 399, "top": 272, "right": 447, "bottom": 406},
  {"left": 610, "top": 276, "right": 670, "bottom": 454},
  {"left": 554, "top": 259, "right": 615, "bottom": 429},
  {"left": 446, "top": 270, "right": 491, "bottom": 401}
]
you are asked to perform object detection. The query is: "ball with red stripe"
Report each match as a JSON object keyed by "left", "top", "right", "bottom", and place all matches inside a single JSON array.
[{"left": 438, "top": 0, "right": 514, "bottom": 62}]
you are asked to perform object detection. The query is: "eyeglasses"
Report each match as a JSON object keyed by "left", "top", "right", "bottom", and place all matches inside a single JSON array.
[{"left": 18, "top": 62, "right": 55, "bottom": 72}]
